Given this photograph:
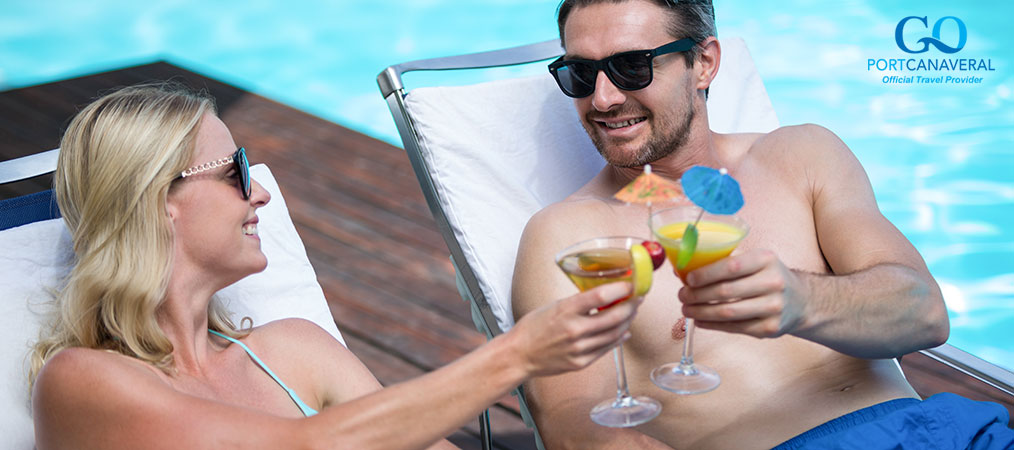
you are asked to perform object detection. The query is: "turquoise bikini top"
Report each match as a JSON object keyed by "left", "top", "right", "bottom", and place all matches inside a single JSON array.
[{"left": 208, "top": 330, "right": 318, "bottom": 417}]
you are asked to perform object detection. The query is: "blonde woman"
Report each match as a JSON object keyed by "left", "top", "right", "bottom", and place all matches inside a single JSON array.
[{"left": 31, "top": 83, "right": 641, "bottom": 449}]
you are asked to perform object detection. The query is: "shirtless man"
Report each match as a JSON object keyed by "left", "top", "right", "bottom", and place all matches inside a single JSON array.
[{"left": 511, "top": 1, "right": 960, "bottom": 448}]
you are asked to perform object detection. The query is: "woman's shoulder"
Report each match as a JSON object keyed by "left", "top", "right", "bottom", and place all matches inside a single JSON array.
[
  {"left": 240, "top": 318, "right": 358, "bottom": 377},
  {"left": 33, "top": 347, "right": 171, "bottom": 434},
  {"left": 34, "top": 347, "right": 169, "bottom": 407},
  {"left": 37, "top": 346, "right": 165, "bottom": 387},
  {"left": 242, "top": 318, "right": 341, "bottom": 353},
  {"left": 33, "top": 346, "right": 301, "bottom": 449},
  {"left": 244, "top": 319, "right": 382, "bottom": 407}
]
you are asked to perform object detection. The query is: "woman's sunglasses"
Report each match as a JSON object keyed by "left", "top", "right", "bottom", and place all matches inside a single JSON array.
[
  {"left": 548, "top": 38, "right": 697, "bottom": 98},
  {"left": 177, "top": 147, "right": 251, "bottom": 200}
]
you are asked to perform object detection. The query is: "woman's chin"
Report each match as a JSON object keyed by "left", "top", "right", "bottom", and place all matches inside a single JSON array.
[{"left": 253, "top": 254, "right": 268, "bottom": 274}]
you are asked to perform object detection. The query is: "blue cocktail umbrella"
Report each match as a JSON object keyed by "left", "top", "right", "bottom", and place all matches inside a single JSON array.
[
  {"left": 680, "top": 166, "right": 743, "bottom": 214},
  {"left": 675, "top": 166, "right": 744, "bottom": 268}
]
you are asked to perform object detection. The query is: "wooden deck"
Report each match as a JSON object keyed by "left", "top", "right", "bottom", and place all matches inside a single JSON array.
[{"left": 1, "top": 62, "right": 1010, "bottom": 448}]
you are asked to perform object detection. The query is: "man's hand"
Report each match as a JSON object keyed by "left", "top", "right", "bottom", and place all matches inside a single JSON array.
[
  {"left": 678, "top": 249, "right": 809, "bottom": 338},
  {"left": 678, "top": 244, "right": 947, "bottom": 359}
]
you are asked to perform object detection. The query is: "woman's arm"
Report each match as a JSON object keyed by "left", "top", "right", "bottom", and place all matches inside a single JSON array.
[{"left": 34, "top": 283, "right": 637, "bottom": 450}]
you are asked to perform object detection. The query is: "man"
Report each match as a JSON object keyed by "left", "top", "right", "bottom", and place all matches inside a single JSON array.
[{"left": 512, "top": 0, "right": 1012, "bottom": 448}]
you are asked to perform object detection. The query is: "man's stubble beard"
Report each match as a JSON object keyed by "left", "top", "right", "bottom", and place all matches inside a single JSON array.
[{"left": 585, "top": 91, "right": 697, "bottom": 169}]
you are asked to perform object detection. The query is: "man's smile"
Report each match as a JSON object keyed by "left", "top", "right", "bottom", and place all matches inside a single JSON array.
[{"left": 600, "top": 117, "right": 647, "bottom": 129}]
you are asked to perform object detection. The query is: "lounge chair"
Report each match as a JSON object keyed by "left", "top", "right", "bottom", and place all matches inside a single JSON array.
[
  {"left": 0, "top": 153, "right": 344, "bottom": 449},
  {"left": 377, "top": 37, "right": 1014, "bottom": 448}
]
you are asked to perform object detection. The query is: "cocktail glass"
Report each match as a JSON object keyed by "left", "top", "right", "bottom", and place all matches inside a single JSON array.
[
  {"left": 555, "top": 236, "right": 662, "bottom": 427},
  {"left": 649, "top": 206, "right": 749, "bottom": 394}
]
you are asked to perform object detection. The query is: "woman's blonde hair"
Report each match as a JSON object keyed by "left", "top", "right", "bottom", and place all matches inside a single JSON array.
[{"left": 29, "top": 82, "right": 246, "bottom": 387}]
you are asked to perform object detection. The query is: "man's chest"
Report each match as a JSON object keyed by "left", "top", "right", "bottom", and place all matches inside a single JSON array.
[{"left": 735, "top": 167, "right": 829, "bottom": 273}]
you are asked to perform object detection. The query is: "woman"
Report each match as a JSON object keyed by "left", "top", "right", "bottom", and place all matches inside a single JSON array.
[{"left": 30, "top": 83, "right": 640, "bottom": 449}]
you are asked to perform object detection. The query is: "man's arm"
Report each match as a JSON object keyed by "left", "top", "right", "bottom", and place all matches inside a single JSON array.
[
  {"left": 681, "top": 124, "right": 948, "bottom": 359},
  {"left": 512, "top": 203, "right": 673, "bottom": 449}
]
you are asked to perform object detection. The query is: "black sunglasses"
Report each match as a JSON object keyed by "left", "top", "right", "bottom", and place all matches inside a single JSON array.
[
  {"left": 548, "top": 38, "right": 697, "bottom": 98},
  {"left": 177, "top": 147, "right": 251, "bottom": 200}
]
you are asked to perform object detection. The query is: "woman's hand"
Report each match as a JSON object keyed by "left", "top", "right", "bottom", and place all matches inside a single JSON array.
[{"left": 507, "top": 282, "right": 641, "bottom": 378}]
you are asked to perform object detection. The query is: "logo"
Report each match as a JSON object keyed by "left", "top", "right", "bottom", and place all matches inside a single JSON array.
[
  {"left": 895, "top": 16, "right": 967, "bottom": 54},
  {"left": 869, "top": 15, "right": 994, "bottom": 85}
]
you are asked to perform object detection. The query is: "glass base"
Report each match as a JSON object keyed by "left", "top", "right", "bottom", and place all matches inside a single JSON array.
[
  {"left": 589, "top": 395, "right": 662, "bottom": 428},
  {"left": 650, "top": 362, "right": 721, "bottom": 395}
]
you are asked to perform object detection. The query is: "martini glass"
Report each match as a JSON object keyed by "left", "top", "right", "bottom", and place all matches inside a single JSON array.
[
  {"left": 555, "top": 236, "right": 662, "bottom": 427},
  {"left": 649, "top": 206, "right": 749, "bottom": 394}
]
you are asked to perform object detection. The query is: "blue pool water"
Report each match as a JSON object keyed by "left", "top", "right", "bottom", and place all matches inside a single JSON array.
[{"left": 2, "top": 0, "right": 1012, "bottom": 370}]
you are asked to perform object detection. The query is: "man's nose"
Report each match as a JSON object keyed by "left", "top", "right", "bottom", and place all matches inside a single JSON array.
[{"left": 590, "top": 70, "right": 626, "bottom": 111}]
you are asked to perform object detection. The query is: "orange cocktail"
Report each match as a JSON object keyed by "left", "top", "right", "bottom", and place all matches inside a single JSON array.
[
  {"left": 649, "top": 206, "right": 749, "bottom": 394},
  {"left": 655, "top": 220, "right": 747, "bottom": 281},
  {"left": 557, "top": 248, "right": 633, "bottom": 309},
  {"left": 554, "top": 237, "right": 661, "bottom": 427}
]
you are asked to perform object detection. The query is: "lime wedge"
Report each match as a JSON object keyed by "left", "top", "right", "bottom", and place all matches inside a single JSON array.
[
  {"left": 676, "top": 223, "right": 699, "bottom": 270},
  {"left": 630, "top": 243, "right": 654, "bottom": 297}
]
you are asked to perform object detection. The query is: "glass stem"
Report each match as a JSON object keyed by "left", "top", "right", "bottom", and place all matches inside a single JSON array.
[
  {"left": 680, "top": 318, "right": 697, "bottom": 367},
  {"left": 613, "top": 346, "right": 632, "bottom": 399},
  {"left": 646, "top": 202, "right": 653, "bottom": 237}
]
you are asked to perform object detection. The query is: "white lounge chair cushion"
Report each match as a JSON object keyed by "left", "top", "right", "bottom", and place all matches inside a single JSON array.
[
  {"left": 0, "top": 164, "right": 340, "bottom": 449},
  {"left": 403, "top": 37, "right": 778, "bottom": 333}
]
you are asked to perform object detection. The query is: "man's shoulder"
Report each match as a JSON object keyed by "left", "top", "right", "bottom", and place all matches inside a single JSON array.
[
  {"left": 728, "top": 124, "right": 853, "bottom": 171},
  {"left": 512, "top": 196, "right": 622, "bottom": 316},
  {"left": 752, "top": 124, "right": 848, "bottom": 154},
  {"left": 532, "top": 196, "right": 610, "bottom": 221},
  {"left": 524, "top": 196, "right": 616, "bottom": 241}
]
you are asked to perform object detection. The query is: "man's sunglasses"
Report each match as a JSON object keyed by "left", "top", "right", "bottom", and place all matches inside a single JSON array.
[
  {"left": 548, "top": 38, "right": 697, "bottom": 98},
  {"left": 177, "top": 147, "right": 251, "bottom": 200}
]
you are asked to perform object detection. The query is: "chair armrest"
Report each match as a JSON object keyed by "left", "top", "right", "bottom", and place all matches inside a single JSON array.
[
  {"left": 0, "top": 149, "right": 60, "bottom": 185},
  {"left": 920, "top": 343, "right": 1014, "bottom": 397}
]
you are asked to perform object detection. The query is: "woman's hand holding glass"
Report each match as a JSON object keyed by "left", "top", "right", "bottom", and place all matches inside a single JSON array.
[
  {"left": 553, "top": 237, "right": 662, "bottom": 427},
  {"left": 508, "top": 282, "right": 642, "bottom": 377}
]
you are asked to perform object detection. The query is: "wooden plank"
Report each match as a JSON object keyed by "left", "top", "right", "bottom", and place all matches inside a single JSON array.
[{"left": 292, "top": 207, "right": 464, "bottom": 314}]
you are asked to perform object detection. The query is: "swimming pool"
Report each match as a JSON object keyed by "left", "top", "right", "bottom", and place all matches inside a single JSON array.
[{"left": 2, "top": 0, "right": 1011, "bottom": 371}]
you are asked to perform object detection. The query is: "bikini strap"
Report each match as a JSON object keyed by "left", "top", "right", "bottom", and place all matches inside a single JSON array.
[{"left": 208, "top": 329, "right": 318, "bottom": 416}]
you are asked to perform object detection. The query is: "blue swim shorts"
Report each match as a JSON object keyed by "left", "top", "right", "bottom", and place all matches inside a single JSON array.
[{"left": 771, "top": 393, "right": 1013, "bottom": 449}]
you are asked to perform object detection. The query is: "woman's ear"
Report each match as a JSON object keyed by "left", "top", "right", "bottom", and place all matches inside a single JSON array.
[{"left": 166, "top": 200, "right": 179, "bottom": 222}]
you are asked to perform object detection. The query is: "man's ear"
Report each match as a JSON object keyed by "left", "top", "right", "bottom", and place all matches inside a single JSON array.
[{"left": 695, "top": 36, "right": 721, "bottom": 94}]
